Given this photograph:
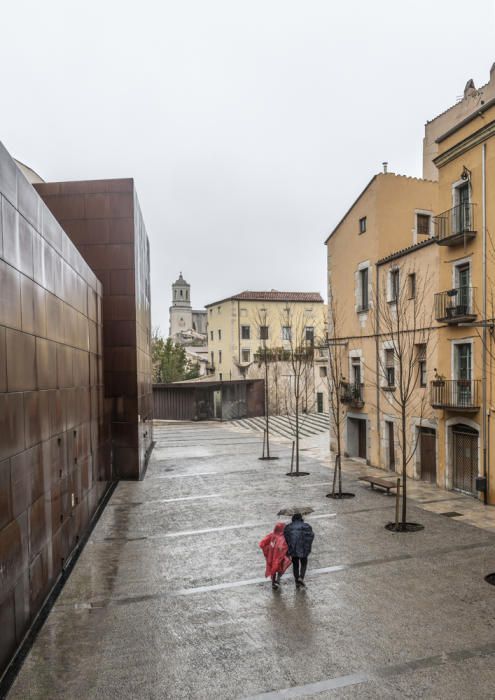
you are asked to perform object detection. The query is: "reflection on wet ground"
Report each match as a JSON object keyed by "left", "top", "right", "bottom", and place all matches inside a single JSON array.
[{"left": 8, "top": 420, "right": 495, "bottom": 699}]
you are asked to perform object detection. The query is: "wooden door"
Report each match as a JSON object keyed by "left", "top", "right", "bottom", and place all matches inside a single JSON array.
[
  {"left": 420, "top": 428, "right": 436, "bottom": 483},
  {"left": 453, "top": 426, "right": 478, "bottom": 495},
  {"left": 387, "top": 422, "right": 395, "bottom": 471}
]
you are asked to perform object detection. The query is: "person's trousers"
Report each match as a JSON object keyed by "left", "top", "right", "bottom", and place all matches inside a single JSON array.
[{"left": 292, "top": 557, "right": 308, "bottom": 581}]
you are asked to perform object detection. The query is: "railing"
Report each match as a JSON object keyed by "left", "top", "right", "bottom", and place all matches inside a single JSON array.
[
  {"left": 433, "top": 203, "right": 476, "bottom": 244},
  {"left": 430, "top": 379, "right": 481, "bottom": 411},
  {"left": 434, "top": 287, "right": 477, "bottom": 323},
  {"left": 340, "top": 381, "right": 364, "bottom": 408}
]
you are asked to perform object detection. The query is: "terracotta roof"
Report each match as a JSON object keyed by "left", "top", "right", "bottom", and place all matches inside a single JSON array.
[{"left": 205, "top": 291, "right": 324, "bottom": 307}]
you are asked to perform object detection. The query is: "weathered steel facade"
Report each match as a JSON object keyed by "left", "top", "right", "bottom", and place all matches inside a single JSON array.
[
  {"left": 35, "top": 178, "right": 153, "bottom": 480},
  {"left": 0, "top": 143, "right": 111, "bottom": 674}
]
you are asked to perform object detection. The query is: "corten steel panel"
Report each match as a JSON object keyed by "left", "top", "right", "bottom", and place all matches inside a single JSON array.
[
  {"left": 0, "top": 258, "right": 22, "bottom": 330},
  {"left": 0, "top": 143, "right": 110, "bottom": 678},
  {"left": 20, "top": 277, "right": 46, "bottom": 337},
  {"left": 0, "top": 328, "right": 6, "bottom": 392},
  {"left": 6, "top": 329, "right": 36, "bottom": 392},
  {"left": 36, "top": 178, "right": 153, "bottom": 481}
]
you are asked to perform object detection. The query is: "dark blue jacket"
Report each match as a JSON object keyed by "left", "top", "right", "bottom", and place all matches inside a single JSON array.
[{"left": 283, "top": 521, "right": 314, "bottom": 558}]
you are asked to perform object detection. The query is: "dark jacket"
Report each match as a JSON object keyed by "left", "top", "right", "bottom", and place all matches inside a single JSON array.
[{"left": 283, "top": 521, "right": 314, "bottom": 559}]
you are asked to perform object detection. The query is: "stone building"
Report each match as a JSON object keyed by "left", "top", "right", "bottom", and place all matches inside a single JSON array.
[
  {"left": 169, "top": 273, "right": 207, "bottom": 341},
  {"left": 205, "top": 290, "right": 325, "bottom": 414}
]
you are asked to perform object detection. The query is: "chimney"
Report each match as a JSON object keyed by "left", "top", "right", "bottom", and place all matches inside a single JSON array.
[{"left": 382, "top": 162, "right": 388, "bottom": 174}]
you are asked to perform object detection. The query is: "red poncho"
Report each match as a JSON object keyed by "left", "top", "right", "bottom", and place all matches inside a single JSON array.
[{"left": 259, "top": 522, "right": 292, "bottom": 577}]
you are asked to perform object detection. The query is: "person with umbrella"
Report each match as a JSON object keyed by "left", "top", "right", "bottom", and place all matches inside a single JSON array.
[
  {"left": 259, "top": 522, "right": 292, "bottom": 590},
  {"left": 278, "top": 507, "right": 315, "bottom": 588}
]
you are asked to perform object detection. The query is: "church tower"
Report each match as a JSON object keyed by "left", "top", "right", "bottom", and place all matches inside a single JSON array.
[{"left": 169, "top": 272, "right": 193, "bottom": 338}]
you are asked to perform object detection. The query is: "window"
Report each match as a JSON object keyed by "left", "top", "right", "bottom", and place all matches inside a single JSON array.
[
  {"left": 219, "top": 350, "right": 222, "bottom": 364},
  {"left": 416, "top": 214, "right": 431, "bottom": 235},
  {"left": 389, "top": 268, "right": 400, "bottom": 303},
  {"left": 241, "top": 325, "right": 250, "bottom": 340},
  {"left": 210, "top": 351, "right": 214, "bottom": 365},
  {"left": 359, "top": 216, "right": 367, "bottom": 234},
  {"left": 408, "top": 273, "right": 416, "bottom": 299},
  {"left": 219, "top": 373, "right": 223, "bottom": 381},
  {"left": 385, "top": 349, "right": 395, "bottom": 387},
  {"left": 217, "top": 306, "right": 221, "bottom": 314},
  {"left": 305, "top": 326, "right": 314, "bottom": 343},
  {"left": 358, "top": 268, "right": 369, "bottom": 311},
  {"left": 417, "top": 344, "right": 426, "bottom": 387},
  {"left": 351, "top": 357, "right": 361, "bottom": 385},
  {"left": 260, "top": 326, "right": 269, "bottom": 340},
  {"left": 218, "top": 330, "right": 222, "bottom": 340},
  {"left": 242, "top": 349, "right": 250, "bottom": 363},
  {"left": 319, "top": 366, "right": 327, "bottom": 378},
  {"left": 210, "top": 331, "right": 213, "bottom": 341},
  {"left": 282, "top": 326, "right": 292, "bottom": 341}
]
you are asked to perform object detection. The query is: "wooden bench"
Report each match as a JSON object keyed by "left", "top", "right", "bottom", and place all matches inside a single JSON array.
[{"left": 358, "top": 476, "right": 398, "bottom": 494}]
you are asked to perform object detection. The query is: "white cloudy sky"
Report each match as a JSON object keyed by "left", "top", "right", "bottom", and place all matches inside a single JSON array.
[{"left": 2, "top": 0, "right": 495, "bottom": 329}]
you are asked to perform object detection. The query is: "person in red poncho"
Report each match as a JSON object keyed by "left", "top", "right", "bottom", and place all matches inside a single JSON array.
[{"left": 259, "top": 522, "right": 292, "bottom": 590}]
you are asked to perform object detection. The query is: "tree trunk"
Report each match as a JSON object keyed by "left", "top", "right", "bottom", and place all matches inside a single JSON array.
[
  {"left": 295, "top": 375, "right": 300, "bottom": 474},
  {"left": 401, "top": 406, "right": 407, "bottom": 526},
  {"left": 264, "top": 346, "right": 270, "bottom": 458}
]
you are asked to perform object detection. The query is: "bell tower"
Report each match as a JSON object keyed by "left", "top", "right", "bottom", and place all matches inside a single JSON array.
[{"left": 169, "top": 272, "right": 193, "bottom": 337}]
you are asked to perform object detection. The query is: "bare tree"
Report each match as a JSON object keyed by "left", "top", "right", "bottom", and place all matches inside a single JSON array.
[
  {"left": 279, "top": 304, "right": 317, "bottom": 476},
  {"left": 251, "top": 307, "right": 279, "bottom": 460},
  {"left": 324, "top": 295, "right": 355, "bottom": 499},
  {"left": 371, "top": 264, "right": 434, "bottom": 530}
]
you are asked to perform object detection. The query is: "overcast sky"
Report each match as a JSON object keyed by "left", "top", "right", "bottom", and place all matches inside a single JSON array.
[{"left": 2, "top": 1, "right": 495, "bottom": 329}]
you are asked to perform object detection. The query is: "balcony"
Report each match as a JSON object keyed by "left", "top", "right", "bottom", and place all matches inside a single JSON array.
[
  {"left": 433, "top": 203, "right": 476, "bottom": 246},
  {"left": 340, "top": 381, "right": 364, "bottom": 409},
  {"left": 434, "top": 287, "right": 477, "bottom": 324},
  {"left": 430, "top": 379, "right": 481, "bottom": 412}
]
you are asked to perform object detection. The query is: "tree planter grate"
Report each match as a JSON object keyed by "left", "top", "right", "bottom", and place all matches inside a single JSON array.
[
  {"left": 385, "top": 522, "right": 424, "bottom": 533},
  {"left": 485, "top": 573, "right": 495, "bottom": 586},
  {"left": 326, "top": 492, "right": 355, "bottom": 499},
  {"left": 286, "top": 471, "right": 310, "bottom": 477}
]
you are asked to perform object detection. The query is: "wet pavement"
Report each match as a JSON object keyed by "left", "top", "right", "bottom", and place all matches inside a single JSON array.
[{"left": 8, "top": 421, "right": 495, "bottom": 699}]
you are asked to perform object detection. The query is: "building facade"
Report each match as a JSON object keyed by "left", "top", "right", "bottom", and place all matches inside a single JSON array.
[
  {"left": 205, "top": 291, "right": 325, "bottom": 413},
  {"left": 35, "top": 178, "right": 153, "bottom": 480},
  {"left": 327, "top": 63, "right": 495, "bottom": 506},
  {"left": 0, "top": 143, "right": 112, "bottom": 675}
]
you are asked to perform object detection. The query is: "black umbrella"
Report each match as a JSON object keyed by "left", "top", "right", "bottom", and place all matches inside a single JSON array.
[{"left": 277, "top": 506, "right": 314, "bottom": 516}]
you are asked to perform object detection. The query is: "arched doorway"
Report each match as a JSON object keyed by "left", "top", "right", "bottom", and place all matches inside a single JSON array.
[{"left": 452, "top": 424, "right": 478, "bottom": 495}]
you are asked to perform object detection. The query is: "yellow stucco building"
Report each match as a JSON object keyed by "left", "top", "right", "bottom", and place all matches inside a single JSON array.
[
  {"left": 205, "top": 291, "right": 326, "bottom": 413},
  {"left": 327, "top": 63, "right": 495, "bottom": 506}
]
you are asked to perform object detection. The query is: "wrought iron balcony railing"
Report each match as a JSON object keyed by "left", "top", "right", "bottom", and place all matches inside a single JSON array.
[
  {"left": 433, "top": 203, "right": 476, "bottom": 246},
  {"left": 340, "top": 381, "right": 364, "bottom": 408},
  {"left": 430, "top": 378, "right": 481, "bottom": 411},
  {"left": 434, "top": 287, "right": 477, "bottom": 324}
]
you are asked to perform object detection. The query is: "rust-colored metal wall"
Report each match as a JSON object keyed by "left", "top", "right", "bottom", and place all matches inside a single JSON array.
[
  {"left": 35, "top": 179, "right": 153, "bottom": 480},
  {"left": 0, "top": 142, "right": 111, "bottom": 673}
]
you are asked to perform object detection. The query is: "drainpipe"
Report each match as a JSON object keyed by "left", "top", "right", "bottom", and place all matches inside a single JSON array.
[
  {"left": 482, "top": 142, "right": 488, "bottom": 504},
  {"left": 375, "top": 264, "right": 381, "bottom": 467}
]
